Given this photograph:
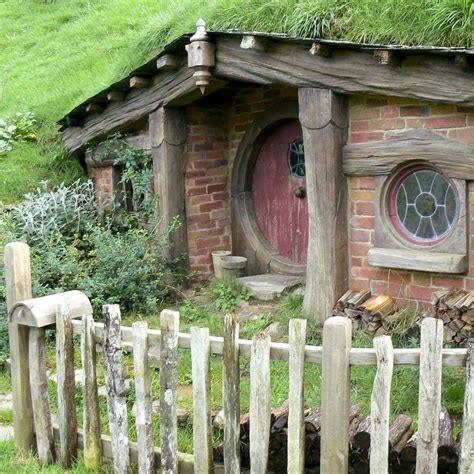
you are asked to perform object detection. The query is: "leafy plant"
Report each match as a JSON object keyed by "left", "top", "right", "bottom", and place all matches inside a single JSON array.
[
  {"left": 210, "top": 277, "right": 253, "bottom": 312},
  {"left": 0, "top": 112, "right": 36, "bottom": 155}
]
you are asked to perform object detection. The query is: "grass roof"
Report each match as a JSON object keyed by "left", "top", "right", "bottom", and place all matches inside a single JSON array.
[{"left": 0, "top": 0, "right": 472, "bottom": 202}]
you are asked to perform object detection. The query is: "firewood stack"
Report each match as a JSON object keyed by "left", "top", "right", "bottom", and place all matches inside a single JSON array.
[
  {"left": 425, "top": 289, "right": 474, "bottom": 345},
  {"left": 333, "top": 290, "right": 399, "bottom": 337},
  {"left": 213, "top": 403, "right": 458, "bottom": 473}
]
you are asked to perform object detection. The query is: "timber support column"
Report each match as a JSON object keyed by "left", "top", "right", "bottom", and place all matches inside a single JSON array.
[
  {"left": 149, "top": 107, "right": 189, "bottom": 265},
  {"left": 299, "top": 88, "right": 349, "bottom": 321}
]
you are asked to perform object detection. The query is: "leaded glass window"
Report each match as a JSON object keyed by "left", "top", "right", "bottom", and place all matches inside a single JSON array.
[
  {"left": 288, "top": 139, "right": 305, "bottom": 178},
  {"left": 389, "top": 167, "right": 458, "bottom": 244}
]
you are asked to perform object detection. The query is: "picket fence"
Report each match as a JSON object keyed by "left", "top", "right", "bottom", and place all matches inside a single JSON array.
[{"left": 5, "top": 242, "right": 474, "bottom": 473}]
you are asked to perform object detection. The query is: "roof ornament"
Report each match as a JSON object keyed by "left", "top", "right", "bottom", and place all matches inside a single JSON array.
[{"left": 185, "top": 18, "right": 216, "bottom": 94}]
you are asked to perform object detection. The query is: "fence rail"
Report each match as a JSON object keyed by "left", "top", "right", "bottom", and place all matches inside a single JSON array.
[{"left": 5, "top": 242, "right": 474, "bottom": 473}]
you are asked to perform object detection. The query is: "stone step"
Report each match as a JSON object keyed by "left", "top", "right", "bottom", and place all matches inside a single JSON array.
[{"left": 238, "top": 274, "right": 303, "bottom": 301}]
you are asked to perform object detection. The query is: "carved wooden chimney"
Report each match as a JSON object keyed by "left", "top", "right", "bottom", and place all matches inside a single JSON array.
[{"left": 185, "top": 18, "right": 215, "bottom": 94}]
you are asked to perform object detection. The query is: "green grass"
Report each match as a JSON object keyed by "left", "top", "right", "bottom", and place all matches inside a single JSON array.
[{"left": 0, "top": 0, "right": 472, "bottom": 202}]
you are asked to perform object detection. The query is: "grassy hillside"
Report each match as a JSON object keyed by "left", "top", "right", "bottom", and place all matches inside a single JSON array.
[{"left": 0, "top": 0, "right": 472, "bottom": 203}]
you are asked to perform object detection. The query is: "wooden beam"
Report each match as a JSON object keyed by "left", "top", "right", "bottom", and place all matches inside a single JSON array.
[
  {"left": 156, "top": 54, "right": 181, "bottom": 71},
  {"left": 368, "top": 248, "right": 467, "bottom": 274},
  {"left": 309, "top": 41, "right": 332, "bottom": 58},
  {"left": 455, "top": 53, "right": 473, "bottom": 70},
  {"left": 85, "top": 102, "right": 103, "bottom": 114},
  {"left": 343, "top": 130, "right": 474, "bottom": 179},
  {"left": 299, "top": 88, "right": 349, "bottom": 322},
  {"left": 373, "top": 49, "right": 402, "bottom": 67},
  {"left": 107, "top": 90, "right": 125, "bottom": 102},
  {"left": 130, "top": 76, "right": 150, "bottom": 89},
  {"left": 214, "top": 36, "right": 474, "bottom": 106},
  {"left": 149, "top": 107, "right": 188, "bottom": 266},
  {"left": 240, "top": 35, "right": 270, "bottom": 52}
]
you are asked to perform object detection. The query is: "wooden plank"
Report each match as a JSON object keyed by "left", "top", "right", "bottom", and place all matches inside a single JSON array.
[
  {"left": 370, "top": 335, "right": 394, "bottom": 474},
  {"left": 160, "top": 309, "right": 180, "bottom": 474},
  {"left": 223, "top": 313, "right": 240, "bottom": 473},
  {"left": 56, "top": 304, "right": 77, "bottom": 467},
  {"left": 81, "top": 313, "right": 102, "bottom": 469},
  {"left": 156, "top": 54, "right": 181, "bottom": 71},
  {"left": 416, "top": 317, "right": 444, "bottom": 474},
  {"left": 320, "top": 316, "right": 352, "bottom": 473},
  {"left": 51, "top": 425, "right": 211, "bottom": 474},
  {"left": 343, "top": 130, "right": 474, "bottom": 180},
  {"left": 287, "top": 319, "right": 307, "bottom": 474},
  {"left": 299, "top": 88, "right": 349, "bottom": 321},
  {"left": 133, "top": 321, "right": 155, "bottom": 474},
  {"left": 250, "top": 333, "right": 272, "bottom": 474},
  {"left": 103, "top": 304, "right": 130, "bottom": 472},
  {"left": 4, "top": 242, "right": 35, "bottom": 454},
  {"left": 130, "top": 76, "right": 150, "bottom": 89},
  {"left": 214, "top": 36, "right": 474, "bottom": 106},
  {"left": 191, "top": 327, "right": 213, "bottom": 472},
  {"left": 29, "top": 327, "right": 55, "bottom": 463},
  {"left": 70, "top": 318, "right": 469, "bottom": 367},
  {"left": 459, "top": 338, "right": 474, "bottom": 474},
  {"left": 368, "top": 247, "right": 467, "bottom": 274},
  {"left": 149, "top": 107, "right": 188, "bottom": 264}
]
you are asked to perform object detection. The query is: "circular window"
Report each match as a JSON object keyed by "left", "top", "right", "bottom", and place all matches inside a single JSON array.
[
  {"left": 388, "top": 166, "right": 458, "bottom": 244},
  {"left": 288, "top": 139, "right": 305, "bottom": 178}
]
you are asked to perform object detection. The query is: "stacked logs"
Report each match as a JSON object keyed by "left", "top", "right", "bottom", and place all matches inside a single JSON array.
[
  {"left": 333, "top": 290, "right": 399, "bottom": 337},
  {"left": 214, "top": 403, "right": 458, "bottom": 473},
  {"left": 425, "top": 289, "right": 474, "bottom": 345}
]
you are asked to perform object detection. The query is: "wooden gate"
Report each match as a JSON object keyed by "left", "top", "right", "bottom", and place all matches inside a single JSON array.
[{"left": 5, "top": 242, "right": 474, "bottom": 473}]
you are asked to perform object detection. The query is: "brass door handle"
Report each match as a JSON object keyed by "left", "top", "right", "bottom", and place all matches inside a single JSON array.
[{"left": 294, "top": 186, "right": 306, "bottom": 198}]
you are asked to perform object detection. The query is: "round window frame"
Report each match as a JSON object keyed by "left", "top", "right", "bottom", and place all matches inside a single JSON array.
[{"left": 386, "top": 163, "right": 460, "bottom": 247}]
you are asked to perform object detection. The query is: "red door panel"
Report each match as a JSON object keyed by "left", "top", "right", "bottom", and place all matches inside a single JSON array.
[{"left": 252, "top": 120, "right": 308, "bottom": 264}]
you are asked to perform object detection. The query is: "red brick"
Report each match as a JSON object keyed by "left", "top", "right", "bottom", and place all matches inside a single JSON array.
[
  {"left": 200, "top": 201, "right": 223, "bottom": 213},
  {"left": 382, "top": 106, "right": 399, "bottom": 118},
  {"left": 354, "top": 201, "right": 375, "bottom": 216},
  {"left": 350, "top": 228, "right": 371, "bottom": 243},
  {"left": 212, "top": 191, "right": 230, "bottom": 201},
  {"left": 408, "top": 285, "right": 434, "bottom": 302},
  {"left": 351, "top": 216, "right": 375, "bottom": 229},
  {"left": 400, "top": 105, "right": 429, "bottom": 117},
  {"left": 349, "top": 278, "right": 370, "bottom": 291},
  {"left": 431, "top": 276, "right": 464, "bottom": 288},
  {"left": 350, "top": 242, "right": 372, "bottom": 257},
  {"left": 194, "top": 143, "right": 214, "bottom": 152},
  {"left": 359, "top": 177, "right": 376, "bottom": 190},
  {"left": 186, "top": 170, "right": 206, "bottom": 179},
  {"left": 207, "top": 184, "right": 226, "bottom": 194},
  {"left": 351, "top": 120, "right": 370, "bottom": 132},
  {"left": 187, "top": 186, "right": 207, "bottom": 196},
  {"left": 195, "top": 237, "right": 221, "bottom": 249},
  {"left": 425, "top": 115, "right": 466, "bottom": 129},
  {"left": 448, "top": 128, "right": 474, "bottom": 144}
]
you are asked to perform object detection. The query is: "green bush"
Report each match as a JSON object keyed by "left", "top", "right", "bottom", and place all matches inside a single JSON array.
[{"left": 210, "top": 277, "right": 253, "bottom": 312}]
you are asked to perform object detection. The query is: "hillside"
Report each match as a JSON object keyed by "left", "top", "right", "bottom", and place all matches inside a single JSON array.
[{"left": 0, "top": 0, "right": 472, "bottom": 203}]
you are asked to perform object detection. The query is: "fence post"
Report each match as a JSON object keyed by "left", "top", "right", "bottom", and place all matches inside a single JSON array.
[
  {"left": 5, "top": 242, "right": 35, "bottom": 455},
  {"left": 459, "top": 337, "right": 474, "bottom": 473},
  {"left": 320, "top": 316, "right": 352, "bottom": 473}
]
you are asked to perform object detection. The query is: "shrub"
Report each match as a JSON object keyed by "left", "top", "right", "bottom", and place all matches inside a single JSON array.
[
  {"left": 0, "top": 112, "right": 36, "bottom": 155},
  {"left": 210, "top": 277, "right": 253, "bottom": 311}
]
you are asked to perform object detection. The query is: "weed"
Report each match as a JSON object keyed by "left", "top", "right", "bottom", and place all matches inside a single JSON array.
[{"left": 210, "top": 277, "right": 253, "bottom": 312}]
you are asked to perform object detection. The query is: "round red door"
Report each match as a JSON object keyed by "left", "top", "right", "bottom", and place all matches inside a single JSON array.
[{"left": 252, "top": 120, "right": 308, "bottom": 264}]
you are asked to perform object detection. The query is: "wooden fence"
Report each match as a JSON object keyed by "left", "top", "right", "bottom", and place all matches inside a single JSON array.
[{"left": 5, "top": 241, "right": 474, "bottom": 473}]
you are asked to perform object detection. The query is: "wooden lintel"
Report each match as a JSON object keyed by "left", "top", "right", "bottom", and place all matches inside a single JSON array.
[
  {"left": 65, "top": 116, "right": 82, "bottom": 127},
  {"left": 213, "top": 36, "right": 474, "bottom": 106},
  {"left": 309, "top": 42, "right": 332, "bottom": 58},
  {"left": 156, "top": 54, "right": 181, "bottom": 71},
  {"left": 343, "top": 129, "right": 474, "bottom": 180},
  {"left": 240, "top": 35, "right": 270, "bottom": 53},
  {"left": 130, "top": 76, "right": 150, "bottom": 89},
  {"left": 455, "top": 53, "right": 473, "bottom": 70},
  {"left": 85, "top": 102, "right": 103, "bottom": 114},
  {"left": 107, "top": 89, "right": 125, "bottom": 102},
  {"left": 373, "top": 49, "right": 402, "bottom": 67},
  {"left": 368, "top": 247, "right": 467, "bottom": 274}
]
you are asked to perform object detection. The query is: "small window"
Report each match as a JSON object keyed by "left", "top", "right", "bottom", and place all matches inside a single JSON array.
[
  {"left": 288, "top": 139, "right": 305, "bottom": 178},
  {"left": 388, "top": 166, "right": 458, "bottom": 245}
]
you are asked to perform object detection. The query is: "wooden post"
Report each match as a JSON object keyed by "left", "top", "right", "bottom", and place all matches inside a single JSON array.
[
  {"left": 298, "top": 88, "right": 349, "bottom": 321},
  {"left": 416, "top": 317, "right": 444, "bottom": 474},
  {"left": 103, "top": 304, "right": 130, "bottom": 473},
  {"left": 459, "top": 338, "right": 474, "bottom": 473},
  {"left": 320, "top": 316, "right": 352, "bottom": 473},
  {"left": 159, "top": 309, "right": 180, "bottom": 474},
  {"left": 4, "top": 242, "right": 35, "bottom": 454},
  {"left": 191, "top": 327, "right": 213, "bottom": 472},
  {"left": 149, "top": 107, "right": 188, "bottom": 263},
  {"left": 56, "top": 304, "right": 77, "bottom": 467},
  {"left": 287, "top": 318, "right": 307, "bottom": 474},
  {"left": 223, "top": 313, "right": 240, "bottom": 473},
  {"left": 29, "top": 327, "right": 55, "bottom": 464},
  {"left": 133, "top": 321, "right": 155, "bottom": 474},
  {"left": 370, "top": 335, "right": 394, "bottom": 474},
  {"left": 250, "top": 333, "right": 271, "bottom": 474},
  {"left": 81, "top": 313, "right": 102, "bottom": 469}
]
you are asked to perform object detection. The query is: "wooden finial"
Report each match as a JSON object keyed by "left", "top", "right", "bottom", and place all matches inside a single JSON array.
[{"left": 185, "top": 18, "right": 215, "bottom": 94}]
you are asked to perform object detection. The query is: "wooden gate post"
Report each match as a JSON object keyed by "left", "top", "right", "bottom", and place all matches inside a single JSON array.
[
  {"left": 298, "top": 88, "right": 349, "bottom": 322},
  {"left": 320, "top": 316, "right": 352, "bottom": 473},
  {"left": 149, "top": 107, "right": 188, "bottom": 265},
  {"left": 4, "top": 242, "right": 35, "bottom": 455}
]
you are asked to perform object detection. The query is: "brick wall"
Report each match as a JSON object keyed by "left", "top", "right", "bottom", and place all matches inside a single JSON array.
[
  {"left": 348, "top": 97, "right": 474, "bottom": 308},
  {"left": 90, "top": 166, "right": 114, "bottom": 208}
]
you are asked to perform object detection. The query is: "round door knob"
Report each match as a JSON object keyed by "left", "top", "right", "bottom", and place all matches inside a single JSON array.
[{"left": 294, "top": 186, "right": 306, "bottom": 198}]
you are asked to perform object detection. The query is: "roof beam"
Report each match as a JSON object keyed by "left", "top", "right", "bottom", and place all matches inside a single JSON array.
[{"left": 213, "top": 37, "right": 474, "bottom": 107}]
